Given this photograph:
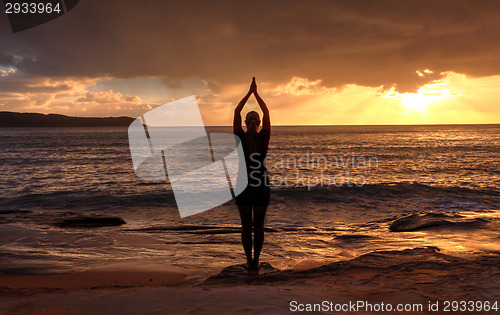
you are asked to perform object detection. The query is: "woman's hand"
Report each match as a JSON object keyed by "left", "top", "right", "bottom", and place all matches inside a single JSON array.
[{"left": 249, "top": 77, "right": 257, "bottom": 94}]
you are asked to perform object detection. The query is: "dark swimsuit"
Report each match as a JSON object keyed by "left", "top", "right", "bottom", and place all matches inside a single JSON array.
[{"left": 234, "top": 129, "right": 271, "bottom": 207}]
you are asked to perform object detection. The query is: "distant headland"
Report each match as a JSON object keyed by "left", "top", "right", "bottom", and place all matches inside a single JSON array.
[{"left": 0, "top": 111, "right": 134, "bottom": 127}]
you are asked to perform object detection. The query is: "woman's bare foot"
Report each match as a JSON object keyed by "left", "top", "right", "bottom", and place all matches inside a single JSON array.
[
  {"left": 251, "top": 261, "right": 261, "bottom": 270},
  {"left": 243, "top": 261, "right": 261, "bottom": 271}
]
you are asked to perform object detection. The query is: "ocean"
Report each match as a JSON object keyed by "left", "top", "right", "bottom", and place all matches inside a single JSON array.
[{"left": 0, "top": 125, "right": 498, "bottom": 277}]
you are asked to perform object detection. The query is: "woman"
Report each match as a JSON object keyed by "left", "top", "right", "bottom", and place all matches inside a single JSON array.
[{"left": 233, "top": 77, "right": 271, "bottom": 270}]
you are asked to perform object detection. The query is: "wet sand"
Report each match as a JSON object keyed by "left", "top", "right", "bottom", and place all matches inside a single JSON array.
[{"left": 1, "top": 247, "right": 498, "bottom": 314}]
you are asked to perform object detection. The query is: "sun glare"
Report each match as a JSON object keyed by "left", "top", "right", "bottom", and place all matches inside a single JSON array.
[
  {"left": 384, "top": 72, "right": 460, "bottom": 113},
  {"left": 400, "top": 93, "right": 432, "bottom": 112}
]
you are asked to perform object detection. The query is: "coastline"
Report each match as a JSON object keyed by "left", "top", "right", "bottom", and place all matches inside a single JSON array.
[{"left": 1, "top": 247, "right": 498, "bottom": 314}]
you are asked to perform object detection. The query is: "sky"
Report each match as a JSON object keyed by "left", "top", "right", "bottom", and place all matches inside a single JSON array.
[{"left": 0, "top": 0, "right": 499, "bottom": 125}]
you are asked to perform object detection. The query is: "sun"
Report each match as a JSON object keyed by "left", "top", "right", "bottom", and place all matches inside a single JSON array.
[
  {"left": 382, "top": 69, "right": 462, "bottom": 113},
  {"left": 384, "top": 83, "right": 459, "bottom": 113},
  {"left": 400, "top": 93, "right": 432, "bottom": 113},
  {"left": 399, "top": 85, "right": 458, "bottom": 113}
]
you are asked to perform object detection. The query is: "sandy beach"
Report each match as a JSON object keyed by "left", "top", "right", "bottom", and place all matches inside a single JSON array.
[{"left": 1, "top": 247, "right": 498, "bottom": 314}]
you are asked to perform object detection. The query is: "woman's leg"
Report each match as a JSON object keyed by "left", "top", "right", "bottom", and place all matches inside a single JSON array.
[
  {"left": 238, "top": 205, "right": 253, "bottom": 267},
  {"left": 252, "top": 206, "right": 267, "bottom": 267}
]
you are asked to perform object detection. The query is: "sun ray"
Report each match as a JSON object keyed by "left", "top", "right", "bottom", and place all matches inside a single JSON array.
[{"left": 383, "top": 71, "right": 461, "bottom": 113}]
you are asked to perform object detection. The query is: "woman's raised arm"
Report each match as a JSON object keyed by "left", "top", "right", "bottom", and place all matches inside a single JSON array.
[
  {"left": 233, "top": 78, "right": 254, "bottom": 134},
  {"left": 254, "top": 88, "right": 270, "bottom": 132}
]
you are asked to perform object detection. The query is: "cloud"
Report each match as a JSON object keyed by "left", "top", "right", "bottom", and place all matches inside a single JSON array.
[
  {"left": 0, "top": 67, "right": 15, "bottom": 77},
  {"left": 0, "top": 70, "right": 498, "bottom": 124},
  {"left": 0, "top": 73, "right": 154, "bottom": 116},
  {"left": 1, "top": 0, "right": 500, "bottom": 93},
  {"left": 77, "top": 90, "right": 140, "bottom": 104},
  {"left": 268, "top": 77, "right": 333, "bottom": 96},
  {"left": 0, "top": 0, "right": 499, "bottom": 124},
  {"left": 218, "top": 73, "right": 500, "bottom": 125}
]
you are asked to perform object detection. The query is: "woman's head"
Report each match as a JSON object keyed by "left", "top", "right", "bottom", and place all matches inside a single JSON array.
[{"left": 245, "top": 111, "right": 260, "bottom": 132}]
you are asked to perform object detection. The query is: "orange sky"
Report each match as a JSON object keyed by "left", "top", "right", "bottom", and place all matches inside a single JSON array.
[{"left": 0, "top": 1, "right": 499, "bottom": 125}]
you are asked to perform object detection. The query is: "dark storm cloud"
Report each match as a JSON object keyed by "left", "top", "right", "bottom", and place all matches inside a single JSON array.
[{"left": 1, "top": 0, "right": 500, "bottom": 92}]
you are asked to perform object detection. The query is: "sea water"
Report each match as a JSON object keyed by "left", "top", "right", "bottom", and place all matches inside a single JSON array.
[{"left": 0, "top": 125, "right": 498, "bottom": 275}]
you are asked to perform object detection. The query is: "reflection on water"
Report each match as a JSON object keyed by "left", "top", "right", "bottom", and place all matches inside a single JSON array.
[{"left": 0, "top": 125, "right": 498, "bottom": 275}]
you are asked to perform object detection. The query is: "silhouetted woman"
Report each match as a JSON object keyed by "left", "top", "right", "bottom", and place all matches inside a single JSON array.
[{"left": 233, "top": 77, "right": 271, "bottom": 270}]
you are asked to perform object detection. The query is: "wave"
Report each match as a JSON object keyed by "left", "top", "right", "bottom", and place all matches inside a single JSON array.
[
  {"left": 0, "top": 183, "right": 500, "bottom": 227},
  {"left": 334, "top": 234, "right": 377, "bottom": 241},
  {"left": 0, "top": 183, "right": 497, "bottom": 215},
  {"left": 125, "top": 225, "right": 304, "bottom": 234},
  {"left": 55, "top": 216, "right": 126, "bottom": 228},
  {"left": 0, "top": 190, "right": 176, "bottom": 211},
  {"left": 389, "top": 212, "right": 489, "bottom": 232},
  {"left": 202, "top": 246, "right": 500, "bottom": 285},
  {"left": 275, "top": 182, "right": 499, "bottom": 197}
]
